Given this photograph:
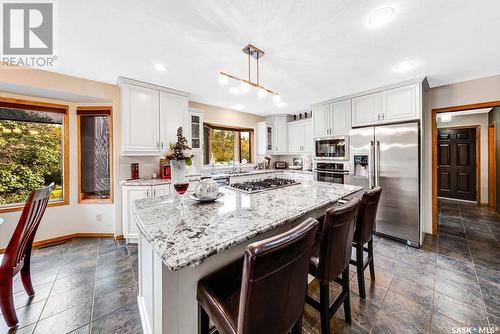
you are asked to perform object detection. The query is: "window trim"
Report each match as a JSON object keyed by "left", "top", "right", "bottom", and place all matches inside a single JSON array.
[
  {"left": 77, "top": 106, "right": 113, "bottom": 204},
  {"left": 0, "top": 96, "right": 69, "bottom": 213},
  {"left": 203, "top": 123, "right": 254, "bottom": 166}
]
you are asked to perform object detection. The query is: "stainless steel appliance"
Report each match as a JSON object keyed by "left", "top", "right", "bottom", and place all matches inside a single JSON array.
[
  {"left": 229, "top": 178, "right": 299, "bottom": 194},
  {"left": 314, "top": 136, "right": 348, "bottom": 160},
  {"left": 274, "top": 161, "right": 287, "bottom": 169},
  {"left": 313, "top": 161, "right": 349, "bottom": 184},
  {"left": 350, "top": 122, "right": 420, "bottom": 247},
  {"left": 212, "top": 177, "right": 230, "bottom": 186}
]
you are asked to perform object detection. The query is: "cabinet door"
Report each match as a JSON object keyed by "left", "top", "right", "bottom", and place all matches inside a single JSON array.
[
  {"left": 123, "top": 186, "right": 151, "bottom": 241},
  {"left": 331, "top": 100, "right": 350, "bottom": 134},
  {"left": 160, "top": 92, "right": 189, "bottom": 150},
  {"left": 256, "top": 122, "right": 267, "bottom": 156},
  {"left": 303, "top": 121, "right": 314, "bottom": 153},
  {"left": 266, "top": 126, "right": 273, "bottom": 151},
  {"left": 152, "top": 184, "right": 170, "bottom": 197},
  {"left": 382, "top": 84, "right": 419, "bottom": 123},
  {"left": 274, "top": 117, "right": 289, "bottom": 154},
  {"left": 351, "top": 93, "right": 382, "bottom": 127},
  {"left": 313, "top": 105, "right": 329, "bottom": 137},
  {"left": 121, "top": 85, "right": 160, "bottom": 155},
  {"left": 288, "top": 123, "right": 303, "bottom": 154}
]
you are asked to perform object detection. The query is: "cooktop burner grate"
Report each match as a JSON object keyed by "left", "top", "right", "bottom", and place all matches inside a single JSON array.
[{"left": 228, "top": 178, "right": 300, "bottom": 194}]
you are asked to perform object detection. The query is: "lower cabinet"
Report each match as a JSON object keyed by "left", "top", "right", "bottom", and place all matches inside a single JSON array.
[{"left": 122, "top": 184, "right": 171, "bottom": 243}]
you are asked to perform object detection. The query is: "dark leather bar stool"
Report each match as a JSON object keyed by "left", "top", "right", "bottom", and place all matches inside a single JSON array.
[
  {"left": 197, "top": 218, "right": 319, "bottom": 334},
  {"left": 350, "top": 187, "right": 382, "bottom": 299},
  {"left": 305, "top": 198, "right": 360, "bottom": 334},
  {"left": 0, "top": 183, "right": 54, "bottom": 328}
]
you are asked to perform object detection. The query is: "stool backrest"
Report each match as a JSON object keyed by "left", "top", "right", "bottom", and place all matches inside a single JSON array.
[
  {"left": 1, "top": 183, "right": 54, "bottom": 274},
  {"left": 318, "top": 198, "right": 360, "bottom": 281},
  {"left": 354, "top": 187, "right": 382, "bottom": 245},
  {"left": 237, "top": 217, "right": 319, "bottom": 334}
]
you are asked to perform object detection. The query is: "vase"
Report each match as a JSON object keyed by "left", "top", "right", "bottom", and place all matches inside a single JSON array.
[{"left": 170, "top": 160, "right": 186, "bottom": 184}]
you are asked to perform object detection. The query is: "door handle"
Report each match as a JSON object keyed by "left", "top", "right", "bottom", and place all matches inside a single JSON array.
[
  {"left": 368, "top": 141, "right": 374, "bottom": 189},
  {"left": 375, "top": 141, "right": 380, "bottom": 187}
]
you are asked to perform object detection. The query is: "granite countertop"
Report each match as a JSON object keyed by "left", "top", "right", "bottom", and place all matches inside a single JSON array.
[
  {"left": 121, "top": 178, "right": 172, "bottom": 186},
  {"left": 206, "top": 168, "right": 313, "bottom": 179},
  {"left": 133, "top": 180, "right": 362, "bottom": 271}
]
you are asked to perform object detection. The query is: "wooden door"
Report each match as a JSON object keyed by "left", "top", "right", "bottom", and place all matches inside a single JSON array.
[
  {"left": 489, "top": 123, "right": 496, "bottom": 208},
  {"left": 437, "top": 128, "right": 477, "bottom": 201}
]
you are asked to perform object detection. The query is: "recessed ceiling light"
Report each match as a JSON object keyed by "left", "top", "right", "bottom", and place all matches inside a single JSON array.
[
  {"left": 368, "top": 7, "right": 395, "bottom": 27},
  {"left": 233, "top": 104, "right": 245, "bottom": 111},
  {"left": 393, "top": 61, "right": 416, "bottom": 73},
  {"left": 229, "top": 87, "right": 241, "bottom": 95},
  {"left": 154, "top": 63, "right": 166, "bottom": 72}
]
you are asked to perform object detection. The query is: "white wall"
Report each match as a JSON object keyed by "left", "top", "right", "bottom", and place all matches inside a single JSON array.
[{"left": 437, "top": 113, "right": 489, "bottom": 203}]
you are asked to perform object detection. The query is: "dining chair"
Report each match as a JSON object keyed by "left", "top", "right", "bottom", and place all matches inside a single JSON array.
[
  {"left": 197, "top": 217, "right": 319, "bottom": 334},
  {"left": 0, "top": 183, "right": 54, "bottom": 328},
  {"left": 305, "top": 198, "right": 360, "bottom": 334}
]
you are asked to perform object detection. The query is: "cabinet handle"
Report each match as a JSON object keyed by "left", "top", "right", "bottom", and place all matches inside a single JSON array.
[
  {"left": 153, "top": 189, "right": 156, "bottom": 197},
  {"left": 161, "top": 142, "right": 164, "bottom": 149},
  {"left": 382, "top": 113, "right": 385, "bottom": 120},
  {"left": 147, "top": 189, "right": 150, "bottom": 197},
  {"left": 156, "top": 142, "right": 160, "bottom": 149},
  {"left": 378, "top": 114, "right": 381, "bottom": 121}
]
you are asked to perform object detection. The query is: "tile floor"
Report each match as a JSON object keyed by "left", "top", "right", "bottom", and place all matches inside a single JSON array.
[{"left": 0, "top": 200, "right": 499, "bottom": 334}]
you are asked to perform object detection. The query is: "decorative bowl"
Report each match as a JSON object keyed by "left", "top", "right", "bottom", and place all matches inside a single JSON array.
[
  {"left": 194, "top": 178, "right": 219, "bottom": 200},
  {"left": 189, "top": 192, "right": 225, "bottom": 202}
]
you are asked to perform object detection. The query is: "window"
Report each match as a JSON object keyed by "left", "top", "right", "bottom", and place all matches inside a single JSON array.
[
  {"left": 77, "top": 107, "right": 113, "bottom": 203},
  {"left": 0, "top": 98, "right": 68, "bottom": 211},
  {"left": 203, "top": 124, "right": 253, "bottom": 166}
]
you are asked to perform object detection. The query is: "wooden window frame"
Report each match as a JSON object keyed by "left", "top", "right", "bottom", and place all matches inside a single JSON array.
[
  {"left": 0, "top": 97, "right": 69, "bottom": 213},
  {"left": 203, "top": 123, "right": 254, "bottom": 165},
  {"left": 77, "top": 106, "right": 113, "bottom": 204}
]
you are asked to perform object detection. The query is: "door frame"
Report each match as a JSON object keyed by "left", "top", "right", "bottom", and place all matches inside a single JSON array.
[
  {"left": 432, "top": 100, "right": 500, "bottom": 235},
  {"left": 489, "top": 122, "right": 497, "bottom": 209},
  {"left": 436, "top": 125, "right": 480, "bottom": 203}
]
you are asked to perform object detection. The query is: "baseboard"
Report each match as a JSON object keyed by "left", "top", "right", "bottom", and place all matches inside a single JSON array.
[
  {"left": 137, "top": 296, "right": 152, "bottom": 334},
  {"left": 0, "top": 232, "right": 115, "bottom": 254}
]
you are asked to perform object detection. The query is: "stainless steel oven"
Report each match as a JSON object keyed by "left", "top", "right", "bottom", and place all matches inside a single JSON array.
[
  {"left": 314, "top": 136, "right": 348, "bottom": 160},
  {"left": 313, "top": 161, "right": 349, "bottom": 184}
]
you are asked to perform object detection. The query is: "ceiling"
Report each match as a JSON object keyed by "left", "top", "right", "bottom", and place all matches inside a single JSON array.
[{"left": 51, "top": 0, "right": 500, "bottom": 115}]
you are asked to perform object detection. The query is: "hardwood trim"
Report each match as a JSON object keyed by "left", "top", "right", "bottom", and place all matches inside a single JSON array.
[
  {"left": 0, "top": 97, "right": 69, "bottom": 213},
  {"left": 203, "top": 122, "right": 254, "bottom": 132},
  {"left": 114, "top": 235, "right": 125, "bottom": 241},
  {"left": 477, "top": 126, "right": 481, "bottom": 206},
  {"left": 77, "top": 106, "right": 114, "bottom": 204},
  {"left": 0, "top": 232, "right": 115, "bottom": 254},
  {"left": 432, "top": 101, "right": 500, "bottom": 235},
  {"left": 489, "top": 122, "right": 497, "bottom": 209}
]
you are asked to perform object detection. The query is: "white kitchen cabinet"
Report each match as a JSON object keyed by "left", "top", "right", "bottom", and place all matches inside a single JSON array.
[
  {"left": 331, "top": 100, "right": 350, "bottom": 134},
  {"left": 188, "top": 109, "right": 204, "bottom": 173},
  {"left": 288, "top": 120, "right": 313, "bottom": 154},
  {"left": 121, "top": 84, "right": 160, "bottom": 154},
  {"left": 256, "top": 122, "right": 268, "bottom": 156},
  {"left": 119, "top": 78, "right": 189, "bottom": 156},
  {"left": 266, "top": 116, "right": 288, "bottom": 154},
  {"left": 351, "top": 92, "right": 382, "bottom": 127},
  {"left": 381, "top": 83, "right": 419, "bottom": 123},
  {"left": 122, "top": 183, "right": 171, "bottom": 243},
  {"left": 313, "top": 104, "right": 329, "bottom": 137}
]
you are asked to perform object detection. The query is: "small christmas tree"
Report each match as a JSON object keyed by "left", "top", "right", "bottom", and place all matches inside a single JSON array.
[{"left": 163, "top": 127, "right": 193, "bottom": 166}]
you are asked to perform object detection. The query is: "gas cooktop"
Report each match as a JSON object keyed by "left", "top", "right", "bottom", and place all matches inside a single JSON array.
[{"left": 228, "top": 178, "right": 300, "bottom": 194}]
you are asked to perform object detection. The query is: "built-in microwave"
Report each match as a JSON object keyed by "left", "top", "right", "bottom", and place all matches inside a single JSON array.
[{"left": 314, "top": 136, "right": 348, "bottom": 160}]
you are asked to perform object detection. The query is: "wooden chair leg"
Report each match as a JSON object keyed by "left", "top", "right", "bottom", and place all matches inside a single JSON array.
[
  {"left": 291, "top": 314, "right": 303, "bottom": 334},
  {"left": 319, "top": 281, "right": 330, "bottom": 334},
  {"left": 342, "top": 268, "right": 352, "bottom": 325},
  {"left": 21, "top": 265, "right": 35, "bottom": 297},
  {"left": 356, "top": 244, "right": 366, "bottom": 299},
  {"left": 198, "top": 304, "right": 210, "bottom": 334},
  {"left": 0, "top": 277, "right": 19, "bottom": 327},
  {"left": 368, "top": 239, "right": 375, "bottom": 281}
]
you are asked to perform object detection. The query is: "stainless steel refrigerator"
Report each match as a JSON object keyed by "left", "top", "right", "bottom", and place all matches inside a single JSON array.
[{"left": 349, "top": 122, "right": 420, "bottom": 247}]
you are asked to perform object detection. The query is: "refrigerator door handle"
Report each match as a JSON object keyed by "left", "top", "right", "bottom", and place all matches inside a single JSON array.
[
  {"left": 368, "top": 140, "right": 374, "bottom": 189},
  {"left": 375, "top": 140, "right": 380, "bottom": 187}
]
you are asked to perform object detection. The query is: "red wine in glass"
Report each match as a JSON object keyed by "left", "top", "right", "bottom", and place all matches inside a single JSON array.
[{"left": 174, "top": 182, "right": 189, "bottom": 195}]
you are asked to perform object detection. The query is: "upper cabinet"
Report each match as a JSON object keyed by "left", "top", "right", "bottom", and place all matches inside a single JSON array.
[
  {"left": 119, "top": 77, "right": 189, "bottom": 156},
  {"left": 288, "top": 120, "right": 313, "bottom": 154},
  {"left": 256, "top": 121, "right": 267, "bottom": 156},
  {"left": 351, "top": 83, "right": 421, "bottom": 127},
  {"left": 313, "top": 100, "right": 350, "bottom": 137},
  {"left": 351, "top": 92, "right": 382, "bottom": 127},
  {"left": 266, "top": 115, "right": 289, "bottom": 154}
]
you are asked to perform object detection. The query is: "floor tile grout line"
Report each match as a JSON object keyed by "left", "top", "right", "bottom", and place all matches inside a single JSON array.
[
  {"left": 459, "top": 205, "right": 492, "bottom": 329},
  {"left": 87, "top": 237, "right": 103, "bottom": 334}
]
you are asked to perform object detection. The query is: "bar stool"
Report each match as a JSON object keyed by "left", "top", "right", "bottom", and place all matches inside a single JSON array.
[
  {"left": 197, "top": 217, "right": 319, "bottom": 334},
  {"left": 0, "top": 183, "right": 54, "bottom": 328},
  {"left": 305, "top": 198, "right": 360, "bottom": 334},
  {"left": 350, "top": 187, "right": 382, "bottom": 299}
]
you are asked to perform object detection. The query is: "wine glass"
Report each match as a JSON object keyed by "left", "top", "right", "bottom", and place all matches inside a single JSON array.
[{"left": 173, "top": 178, "right": 189, "bottom": 209}]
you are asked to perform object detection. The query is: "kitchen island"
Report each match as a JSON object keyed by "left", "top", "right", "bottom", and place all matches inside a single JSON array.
[{"left": 133, "top": 180, "right": 363, "bottom": 334}]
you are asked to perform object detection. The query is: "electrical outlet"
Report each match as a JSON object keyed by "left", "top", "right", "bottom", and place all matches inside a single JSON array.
[{"left": 96, "top": 214, "right": 102, "bottom": 222}]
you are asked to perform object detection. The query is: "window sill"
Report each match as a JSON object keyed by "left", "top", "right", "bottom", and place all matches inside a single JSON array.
[
  {"left": 0, "top": 199, "right": 68, "bottom": 213},
  {"left": 78, "top": 198, "right": 113, "bottom": 204},
  {"left": 202, "top": 163, "right": 256, "bottom": 171}
]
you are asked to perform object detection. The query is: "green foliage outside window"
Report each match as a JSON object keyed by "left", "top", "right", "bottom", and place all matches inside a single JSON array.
[
  {"left": 210, "top": 129, "right": 234, "bottom": 163},
  {"left": 0, "top": 119, "right": 63, "bottom": 205}
]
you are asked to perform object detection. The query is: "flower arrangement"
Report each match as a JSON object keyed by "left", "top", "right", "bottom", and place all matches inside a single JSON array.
[{"left": 163, "top": 127, "right": 193, "bottom": 166}]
